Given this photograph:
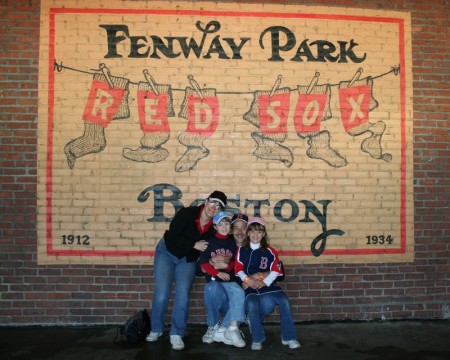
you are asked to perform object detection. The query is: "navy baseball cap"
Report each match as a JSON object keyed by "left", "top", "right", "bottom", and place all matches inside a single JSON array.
[{"left": 231, "top": 213, "right": 249, "bottom": 224}]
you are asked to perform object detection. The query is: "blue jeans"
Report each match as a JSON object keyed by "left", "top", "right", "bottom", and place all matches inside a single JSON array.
[
  {"left": 221, "top": 282, "right": 245, "bottom": 327},
  {"left": 151, "top": 239, "right": 197, "bottom": 337},
  {"left": 204, "top": 281, "right": 229, "bottom": 327},
  {"left": 245, "top": 291, "right": 298, "bottom": 343},
  {"left": 203, "top": 281, "right": 245, "bottom": 327}
]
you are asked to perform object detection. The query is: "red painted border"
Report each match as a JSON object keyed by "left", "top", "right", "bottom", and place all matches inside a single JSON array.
[{"left": 45, "top": 8, "right": 407, "bottom": 259}]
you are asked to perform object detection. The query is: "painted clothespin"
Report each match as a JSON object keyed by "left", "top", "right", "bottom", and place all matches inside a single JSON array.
[
  {"left": 99, "top": 63, "right": 114, "bottom": 89},
  {"left": 393, "top": 65, "right": 400, "bottom": 75},
  {"left": 269, "top": 75, "right": 283, "bottom": 98},
  {"left": 143, "top": 69, "right": 159, "bottom": 95},
  {"left": 306, "top": 72, "right": 320, "bottom": 94},
  {"left": 54, "top": 60, "right": 63, "bottom": 72},
  {"left": 187, "top": 75, "right": 204, "bottom": 99},
  {"left": 348, "top": 67, "right": 363, "bottom": 88}
]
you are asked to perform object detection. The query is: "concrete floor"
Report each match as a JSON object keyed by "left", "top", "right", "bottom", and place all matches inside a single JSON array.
[{"left": 1, "top": 320, "right": 449, "bottom": 360}]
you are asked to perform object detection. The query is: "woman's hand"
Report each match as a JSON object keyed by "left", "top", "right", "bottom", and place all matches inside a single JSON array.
[{"left": 194, "top": 240, "right": 209, "bottom": 252}]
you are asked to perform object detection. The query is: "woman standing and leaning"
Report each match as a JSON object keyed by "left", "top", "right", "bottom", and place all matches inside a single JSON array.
[{"left": 146, "top": 190, "right": 227, "bottom": 350}]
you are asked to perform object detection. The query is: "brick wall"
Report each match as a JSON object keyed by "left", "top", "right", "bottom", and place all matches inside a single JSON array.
[{"left": 0, "top": 0, "right": 448, "bottom": 325}]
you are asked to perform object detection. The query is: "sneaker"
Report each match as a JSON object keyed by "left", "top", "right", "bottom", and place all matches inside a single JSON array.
[
  {"left": 202, "top": 323, "right": 220, "bottom": 344},
  {"left": 224, "top": 328, "right": 246, "bottom": 348},
  {"left": 170, "top": 335, "right": 185, "bottom": 350},
  {"left": 282, "top": 339, "right": 301, "bottom": 349},
  {"left": 251, "top": 342, "right": 262, "bottom": 350},
  {"left": 213, "top": 328, "right": 232, "bottom": 345},
  {"left": 146, "top": 331, "right": 162, "bottom": 342}
]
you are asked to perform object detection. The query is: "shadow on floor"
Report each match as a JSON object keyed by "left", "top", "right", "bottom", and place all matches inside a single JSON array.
[{"left": 1, "top": 320, "right": 449, "bottom": 360}]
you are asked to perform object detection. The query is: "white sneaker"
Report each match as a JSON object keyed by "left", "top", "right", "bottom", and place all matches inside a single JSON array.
[
  {"left": 202, "top": 323, "right": 220, "bottom": 344},
  {"left": 224, "top": 328, "right": 246, "bottom": 348},
  {"left": 170, "top": 335, "right": 185, "bottom": 350},
  {"left": 251, "top": 342, "right": 262, "bottom": 350},
  {"left": 146, "top": 331, "right": 162, "bottom": 342},
  {"left": 282, "top": 339, "right": 301, "bottom": 349},
  {"left": 213, "top": 328, "right": 232, "bottom": 345}
]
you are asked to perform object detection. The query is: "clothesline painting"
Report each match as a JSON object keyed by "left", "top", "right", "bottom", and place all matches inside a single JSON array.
[{"left": 60, "top": 62, "right": 398, "bottom": 172}]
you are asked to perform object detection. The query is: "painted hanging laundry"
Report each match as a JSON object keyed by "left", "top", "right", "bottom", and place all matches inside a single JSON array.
[
  {"left": 176, "top": 77, "right": 219, "bottom": 172},
  {"left": 295, "top": 80, "right": 346, "bottom": 168},
  {"left": 243, "top": 83, "right": 293, "bottom": 167},
  {"left": 295, "top": 82, "right": 332, "bottom": 134},
  {"left": 122, "top": 78, "right": 174, "bottom": 163},
  {"left": 338, "top": 72, "right": 389, "bottom": 162},
  {"left": 338, "top": 70, "right": 378, "bottom": 132},
  {"left": 64, "top": 69, "right": 130, "bottom": 169}
]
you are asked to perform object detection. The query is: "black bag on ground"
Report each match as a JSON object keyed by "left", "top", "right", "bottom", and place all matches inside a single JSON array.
[{"left": 114, "top": 309, "right": 151, "bottom": 344}]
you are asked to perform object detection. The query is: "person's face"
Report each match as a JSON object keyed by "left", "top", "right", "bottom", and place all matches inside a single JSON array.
[
  {"left": 205, "top": 198, "right": 223, "bottom": 218},
  {"left": 232, "top": 220, "right": 247, "bottom": 246},
  {"left": 248, "top": 228, "right": 265, "bottom": 244},
  {"left": 214, "top": 219, "right": 231, "bottom": 236}
]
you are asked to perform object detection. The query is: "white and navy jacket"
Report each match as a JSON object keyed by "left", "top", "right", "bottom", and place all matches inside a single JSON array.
[{"left": 235, "top": 244, "right": 283, "bottom": 296}]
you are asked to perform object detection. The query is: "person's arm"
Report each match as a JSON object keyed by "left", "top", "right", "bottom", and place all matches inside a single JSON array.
[
  {"left": 262, "top": 246, "right": 283, "bottom": 287},
  {"left": 236, "top": 249, "right": 265, "bottom": 290},
  {"left": 250, "top": 271, "right": 268, "bottom": 280},
  {"left": 235, "top": 247, "right": 245, "bottom": 276},
  {"left": 251, "top": 261, "right": 284, "bottom": 282},
  {"left": 225, "top": 260, "right": 235, "bottom": 273},
  {"left": 216, "top": 272, "right": 230, "bottom": 281},
  {"left": 262, "top": 271, "right": 279, "bottom": 287},
  {"left": 198, "top": 240, "right": 219, "bottom": 277},
  {"left": 200, "top": 262, "right": 219, "bottom": 277},
  {"left": 165, "top": 208, "right": 196, "bottom": 257},
  {"left": 237, "top": 270, "right": 265, "bottom": 289},
  {"left": 236, "top": 270, "right": 247, "bottom": 281},
  {"left": 165, "top": 207, "right": 210, "bottom": 259},
  {"left": 209, "top": 254, "right": 230, "bottom": 270},
  {"left": 277, "top": 260, "right": 285, "bottom": 281}
]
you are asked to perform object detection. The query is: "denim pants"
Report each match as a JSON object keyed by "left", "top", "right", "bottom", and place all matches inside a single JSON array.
[
  {"left": 151, "top": 239, "right": 197, "bottom": 337},
  {"left": 245, "top": 291, "right": 298, "bottom": 343},
  {"left": 204, "top": 281, "right": 229, "bottom": 327},
  {"left": 220, "top": 282, "right": 245, "bottom": 327}
]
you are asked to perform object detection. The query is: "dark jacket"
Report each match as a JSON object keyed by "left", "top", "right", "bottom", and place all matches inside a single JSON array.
[
  {"left": 164, "top": 205, "right": 216, "bottom": 262},
  {"left": 198, "top": 234, "right": 238, "bottom": 282}
]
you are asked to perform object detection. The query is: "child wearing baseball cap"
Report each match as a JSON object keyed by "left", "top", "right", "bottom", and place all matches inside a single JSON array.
[
  {"left": 198, "top": 211, "right": 246, "bottom": 348},
  {"left": 235, "top": 216, "right": 301, "bottom": 350}
]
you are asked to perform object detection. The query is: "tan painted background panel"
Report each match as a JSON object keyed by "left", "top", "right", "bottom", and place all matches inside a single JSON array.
[{"left": 38, "top": 0, "right": 413, "bottom": 264}]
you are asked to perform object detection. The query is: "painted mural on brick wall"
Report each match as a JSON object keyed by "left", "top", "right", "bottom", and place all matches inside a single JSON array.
[{"left": 37, "top": 0, "right": 413, "bottom": 264}]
